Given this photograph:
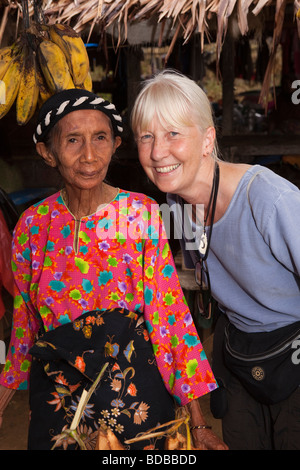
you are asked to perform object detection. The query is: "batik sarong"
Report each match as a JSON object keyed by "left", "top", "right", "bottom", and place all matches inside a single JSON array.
[{"left": 28, "top": 308, "right": 176, "bottom": 450}]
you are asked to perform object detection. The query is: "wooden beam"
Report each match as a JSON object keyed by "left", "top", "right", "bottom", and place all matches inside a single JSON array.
[{"left": 220, "top": 134, "right": 300, "bottom": 161}]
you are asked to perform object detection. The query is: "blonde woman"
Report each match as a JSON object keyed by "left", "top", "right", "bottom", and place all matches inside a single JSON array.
[{"left": 132, "top": 70, "right": 300, "bottom": 450}]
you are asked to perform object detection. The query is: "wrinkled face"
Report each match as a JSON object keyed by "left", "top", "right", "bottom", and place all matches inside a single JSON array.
[
  {"left": 37, "top": 109, "right": 121, "bottom": 191},
  {"left": 136, "top": 115, "right": 214, "bottom": 196}
]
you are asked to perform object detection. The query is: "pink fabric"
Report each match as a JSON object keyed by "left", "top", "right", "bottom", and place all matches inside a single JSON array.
[{"left": 0, "top": 210, "right": 14, "bottom": 320}]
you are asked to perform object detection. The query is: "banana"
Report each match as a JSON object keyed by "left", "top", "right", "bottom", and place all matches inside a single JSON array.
[
  {"left": 36, "top": 63, "right": 52, "bottom": 105},
  {"left": 0, "top": 46, "right": 14, "bottom": 80},
  {"left": 37, "top": 39, "right": 72, "bottom": 92},
  {"left": 77, "top": 71, "right": 93, "bottom": 91},
  {"left": 16, "top": 50, "right": 39, "bottom": 125},
  {"left": 0, "top": 43, "right": 20, "bottom": 80},
  {"left": 0, "top": 51, "right": 24, "bottom": 120},
  {"left": 66, "top": 75, "right": 75, "bottom": 89},
  {"left": 48, "top": 24, "right": 89, "bottom": 86}
]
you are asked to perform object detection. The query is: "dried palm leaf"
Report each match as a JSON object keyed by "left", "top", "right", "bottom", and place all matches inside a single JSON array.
[
  {"left": 237, "top": 0, "right": 253, "bottom": 35},
  {"left": 161, "top": 0, "right": 187, "bottom": 21},
  {"left": 51, "top": 362, "right": 109, "bottom": 451},
  {"left": 215, "top": 0, "right": 238, "bottom": 69},
  {"left": 295, "top": 0, "right": 300, "bottom": 36},
  {"left": 0, "top": 5, "right": 10, "bottom": 46},
  {"left": 133, "top": 0, "right": 162, "bottom": 21},
  {"left": 259, "top": 0, "right": 287, "bottom": 110},
  {"left": 197, "top": 0, "right": 208, "bottom": 34},
  {"left": 252, "top": 0, "right": 272, "bottom": 15},
  {"left": 97, "top": 0, "right": 104, "bottom": 17},
  {"left": 125, "top": 413, "right": 192, "bottom": 449},
  {"left": 158, "top": 17, "right": 167, "bottom": 46},
  {"left": 164, "top": 19, "right": 183, "bottom": 63}
]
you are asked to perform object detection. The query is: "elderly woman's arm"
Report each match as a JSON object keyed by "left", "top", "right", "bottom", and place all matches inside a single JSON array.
[
  {"left": 0, "top": 210, "right": 41, "bottom": 391},
  {"left": 185, "top": 398, "right": 228, "bottom": 450}
]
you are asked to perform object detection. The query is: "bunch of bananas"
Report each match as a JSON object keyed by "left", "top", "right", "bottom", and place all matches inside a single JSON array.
[{"left": 0, "top": 23, "right": 92, "bottom": 126}]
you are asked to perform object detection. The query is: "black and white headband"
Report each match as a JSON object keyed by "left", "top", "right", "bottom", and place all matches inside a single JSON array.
[{"left": 33, "top": 88, "right": 123, "bottom": 144}]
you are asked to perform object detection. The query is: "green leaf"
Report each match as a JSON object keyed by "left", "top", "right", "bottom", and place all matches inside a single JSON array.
[
  {"left": 44, "top": 256, "right": 52, "bottom": 267},
  {"left": 162, "top": 243, "right": 169, "bottom": 259},
  {"left": 14, "top": 295, "right": 23, "bottom": 309},
  {"left": 70, "top": 289, "right": 81, "bottom": 300},
  {"left": 108, "top": 256, "right": 118, "bottom": 267},
  {"left": 75, "top": 258, "right": 89, "bottom": 274},
  {"left": 18, "top": 233, "right": 29, "bottom": 246},
  {"left": 37, "top": 205, "right": 49, "bottom": 215},
  {"left": 79, "top": 231, "right": 91, "bottom": 244},
  {"left": 186, "top": 359, "right": 198, "bottom": 378},
  {"left": 121, "top": 409, "right": 131, "bottom": 418},
  {"left": 20, "top": 359, "right": 31, "bottom": 372}
]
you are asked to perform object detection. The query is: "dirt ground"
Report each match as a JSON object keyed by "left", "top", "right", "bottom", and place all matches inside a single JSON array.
[
  {"left": 0, "top": 390, "right": 29, "bottom": 450},
  {"left": 0, "top": 389, "right": 222, "bottom": 450}
]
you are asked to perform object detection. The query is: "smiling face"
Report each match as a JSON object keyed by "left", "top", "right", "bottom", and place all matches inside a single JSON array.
[
  {"left": 136, "top": 115, "right": 215, "bottom": 196},
  {"left": 36, "top": 109, "right": 121, "bottom": 191},
  {"left": 131, "top": 72, "right": 217, "bottom": 198}
]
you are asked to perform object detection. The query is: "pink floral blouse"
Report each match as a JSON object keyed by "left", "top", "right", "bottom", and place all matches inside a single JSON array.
[{"left": 0, "top": 189, "right": 217, "bottom": 405}]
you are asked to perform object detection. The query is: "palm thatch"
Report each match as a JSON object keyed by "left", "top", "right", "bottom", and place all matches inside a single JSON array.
[{"left": 1, "top": 0, "right": 300, "bottom": 106}]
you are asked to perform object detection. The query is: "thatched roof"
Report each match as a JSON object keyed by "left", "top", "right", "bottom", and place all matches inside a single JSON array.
[
  {"left": 1, "top": 0, "right": 300, "bottom": 105},
  {"left": 2, "top": 0, "right": 298, "bottom": 43}
]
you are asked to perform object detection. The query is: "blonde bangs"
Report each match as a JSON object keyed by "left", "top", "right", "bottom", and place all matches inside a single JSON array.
[{"left": 131, "top": 78, "right": 196, "bottom": 134}]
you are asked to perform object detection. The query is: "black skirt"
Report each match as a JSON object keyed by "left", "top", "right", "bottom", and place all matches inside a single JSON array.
[{"left": 28, "top": 308, "right": 176, "bottom": 450}]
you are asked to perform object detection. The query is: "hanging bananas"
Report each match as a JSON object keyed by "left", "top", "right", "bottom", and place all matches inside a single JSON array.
[
  {"left": 48, "top": 24, "right": 90, "bottom": 86},
  {"left": 0, "top": 23, "right": 92, "bottom": 125}
]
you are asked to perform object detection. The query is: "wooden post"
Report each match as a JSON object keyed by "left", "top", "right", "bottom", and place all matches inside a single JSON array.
[{"left": 126, "top": 46, "right": 142, "bottom": 117}]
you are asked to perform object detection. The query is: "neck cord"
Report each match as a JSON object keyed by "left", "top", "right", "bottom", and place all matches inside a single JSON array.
[
  {"left": 193, "top": 161, "right": 219, "bottom": 260},
  {"left": 177, "top": 161, "right": 220, "bottom": 263}
]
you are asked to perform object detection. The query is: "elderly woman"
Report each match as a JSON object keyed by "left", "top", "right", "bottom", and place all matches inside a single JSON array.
[
  {"left": 0, "top": 88, "right": 224, "bottom": 450},
  {"left": 131, "top": 70, "right": 300, "bottom": 450}
]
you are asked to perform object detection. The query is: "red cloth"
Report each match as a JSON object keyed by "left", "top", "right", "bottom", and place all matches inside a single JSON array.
[{"left": 0, "top": 210, "right": 14, "bottom": 320}]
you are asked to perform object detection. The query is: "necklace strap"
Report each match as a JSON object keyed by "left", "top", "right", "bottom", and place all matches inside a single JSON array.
[
  {"left": 176, "top": 161, "right": 220, "bottom": 264},
  {"left": 204, "top": 162, "right": 218, "bottom": 226},
  {"left": 203, "top": 162, "right": 219, "bottom": 261}
]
